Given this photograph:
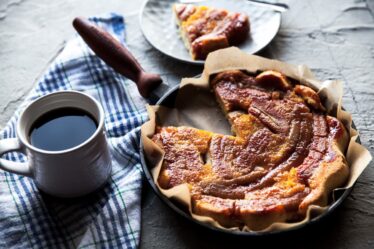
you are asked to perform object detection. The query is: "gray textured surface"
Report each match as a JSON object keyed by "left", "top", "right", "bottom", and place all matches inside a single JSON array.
[{"left": 0, "top": 0, "right": 373, "bottom": 248}]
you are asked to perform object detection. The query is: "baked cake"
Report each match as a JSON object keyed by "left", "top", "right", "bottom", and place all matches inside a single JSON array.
[
  {"left": 173, "top": 4, "right": 250, "bottom": 60},
  {"left": 152, "top": 70, "right": 349, "bottom": 230}
]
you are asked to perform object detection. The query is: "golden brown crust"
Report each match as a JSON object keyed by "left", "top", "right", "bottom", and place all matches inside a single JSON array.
[
  {"left": 152, "top": 70, "right": 349, "bottom": 230},
  {"left": 255, "top": 70, "right": 292, "bottom": 90},
  {"left": 152, "top": 126, "right": 213, "bottom": 188},
  {"left": 227, "top": 111, "right": 265, "bottom": 139},
  {"left": 173, "top": 4, "right": 250, "bottom": 60},
  {"left": 294, "top": 85, "right": 325, "bottom": 111}
]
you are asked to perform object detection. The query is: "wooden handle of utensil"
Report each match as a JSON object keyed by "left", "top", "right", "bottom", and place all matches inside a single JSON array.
[{"left": 72, "top": 17, "right": 162, "bottom": 98}]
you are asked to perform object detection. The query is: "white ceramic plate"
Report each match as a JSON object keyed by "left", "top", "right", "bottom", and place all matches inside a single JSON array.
[{"left": 140, "top": 0, "right": 282, "bottom": 65}]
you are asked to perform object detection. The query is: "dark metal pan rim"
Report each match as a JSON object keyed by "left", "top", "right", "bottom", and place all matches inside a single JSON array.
[{"left": 139, "top": 84, "right": 355, "bottom": 236}]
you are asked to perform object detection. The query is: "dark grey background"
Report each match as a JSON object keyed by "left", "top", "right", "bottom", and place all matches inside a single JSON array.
[{"left": 1, "top": 0, "right": 373, "bottom": 248}]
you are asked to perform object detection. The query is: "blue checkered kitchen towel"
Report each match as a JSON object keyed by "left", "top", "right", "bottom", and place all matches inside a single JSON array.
[{"left": 0, "top": 14, "right": 148, "bottom": 248}]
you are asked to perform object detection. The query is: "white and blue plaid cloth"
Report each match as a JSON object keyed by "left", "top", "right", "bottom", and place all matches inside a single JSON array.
[{"left": 0, "top": 14, "right": 148, "bottom": 248}]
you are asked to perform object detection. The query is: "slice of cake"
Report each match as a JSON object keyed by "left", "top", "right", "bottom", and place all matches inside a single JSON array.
[{"left": 173, "top": 4, "right": 250, "bottom": 60}]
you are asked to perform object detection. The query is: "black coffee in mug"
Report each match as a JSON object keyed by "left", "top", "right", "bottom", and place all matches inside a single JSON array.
[{"left": 29, "top": 107, "right": 97, "bottom": 151}]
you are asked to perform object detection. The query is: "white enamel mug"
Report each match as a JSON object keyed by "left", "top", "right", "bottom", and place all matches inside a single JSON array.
[{"left": 0, "top": 91, "right": 112, "bottom": 198}]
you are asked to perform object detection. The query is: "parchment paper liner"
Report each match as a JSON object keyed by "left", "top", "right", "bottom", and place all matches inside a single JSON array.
[{"left": 141, "top": 47, "right": 372, "bottom": 232}]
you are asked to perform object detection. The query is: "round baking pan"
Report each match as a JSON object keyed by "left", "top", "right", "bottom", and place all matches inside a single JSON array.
[
  {"left": 71, "top": 18, "right": 356, "bottom": 236},
  {"left": 139, "top": 84, "right": 356, "bottom": 236}
]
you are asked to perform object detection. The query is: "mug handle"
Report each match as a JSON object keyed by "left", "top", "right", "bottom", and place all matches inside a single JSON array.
[{"left": 0, "top": 138, "right": 32, "bottom": 177}]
